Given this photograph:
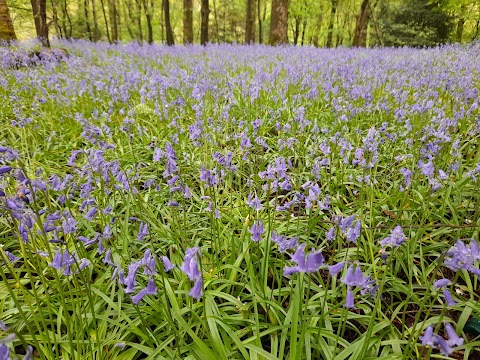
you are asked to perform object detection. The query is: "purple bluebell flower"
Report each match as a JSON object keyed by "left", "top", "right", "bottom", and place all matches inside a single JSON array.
[
  {"left": 84, "top": 207, "right": 98, "bottom": 221},
  {"left": 445, "top": 323, "right": 464, "bottom": 347},
  {"left": 181, "top": 247, "right": 201, "bottom": 282},
  {"left": 138, "top": 222, "right": 149, "bottom": 241},
  {"left": 189, "top": 278, "right": 204, "bottom": 299},
  {"left": 247, "top": 193, "right": 262, "bottom": 211},
  {"left": 444, "top": 239, "right": 480, "bottom": 276},
  {"left": 379, "top": 226, "right": 407, "bottom": 247},
  {"left": 326, "top": 226, "right": 335, "bottom": 241},
  {"left": 341, "top": 215, "right": 355, "bottom": 233},
  {"left": 249, "top": 220, "right": 265, "bottom": 242},
  {"left": 0, "top": 166, "right": 12, "bottom": 175},
  {"left": 433, "top": 278, "right": 451, "bottom": 289},
  {"left": 443, "top": 289, "right": 457, "bottom": 307},
  {"left": 162, "top": 256, "right": 174, "bottom": 272},
  {"left": 418, "top": 160, "right": 435, "bottom": 177},
  {"left": 0, "top": 343, "right": 10, "bottom": 360},
  {"left": 346, "top": 221, "right": 361, "bottom": 243},
  {"left": 284, "top": 244, "right": 324, "bottom": 275},
  {"left": 345, "top": 289, "right": 356, "bottom": 309},
  {"left": 328, "top": 262, "right": 344, "bottom": 277},
  {"left": 420, "top": 326, "right": 435, "bottom": 347}
]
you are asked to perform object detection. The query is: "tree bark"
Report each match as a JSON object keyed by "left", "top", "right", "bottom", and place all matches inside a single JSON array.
[
  {"left": 183, "top": 0, "right": 193, "bottom": 43},
  {"left": 99, "top": 0, "right": 111, "bottom": 43},
  {"left": 50, "top": 0, "right": 63, "bottom": 38},
  {"left": 245, "top": 0, "right": 255, "bottom": 43},
  {"left": 31, "top": 0, "right": 50, "bottom": 47},
  {"left": 269, "top": 0, "right": 288, "bottom": 45},
  {"left": 200, "top": 0, "right": 209, "bottom": 45},
  {"left": 91, "top": 0, "right": 100, "bottom": 41},
  {"left": 144, "top": 0, "right": 153, "bottom": 43},
  {"left": 257, "top": 0, "right": 262, "bottom": 43},
  {"left": 163, "top": 0, "right": 173, "bottom": 44},
  {"left": 352, "top": 0, "right": 371, "bottom": 47},
  {"left": 0, "top": 0, "right": 17, "bottom": 42},
  {"left": 326, "top": 0, "right": 337, "bottom": 47},
  {"left": 109, "top": 0, "right": 118, "bottom": 42},
  {"left": 84, "top": 0, "right": 92, "bottom": 41}
]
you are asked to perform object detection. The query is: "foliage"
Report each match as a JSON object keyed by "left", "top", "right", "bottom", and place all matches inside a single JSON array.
[{"left": 1, "top": 39, "right": 480, "bottom": 359}]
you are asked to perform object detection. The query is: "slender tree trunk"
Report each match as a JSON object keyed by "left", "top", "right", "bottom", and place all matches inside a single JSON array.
[
  {"left": 31, "top": 0, "right": 50, "bottom": 46},
  {"left": 109, "top": 0, "right": 118, "bottom": 42},
  {"left": 91, "top": 0, "right": 100, "bottom": 41},
  {"left": 61, "top": 0, "right": 71, "bottom": 38},
  {"left": 200, "top": 0, "right": 209, "bottom": 45},
  {"left": 99, "top": 0, "right": 111, "bottom": 43},
  {"left": 0, "top": 0, "right": 17, "bottom": 42},
  {"left": 245, "top": 0, "right": 256, "bottom": 43},
  {"left": 301, "top": 18, "right": 306, "bottom": 45},
  {"left": 312, "top": 1, "right": 323, "bottom": 47},
  {"left": 326, "top": 0, "right": 337, "bottom": 47},
  {"left": 353, "top": 0, "right": 370, "bottom": 47},
  {"left": 269, "top": 0, "right": 288, "bottom": 45},
  {"left": 164, "top": 0, "right": 174, "bottom": 44},
  {"left": 84, "top": 0, "right": 92, "bottom": 40},
  {"left": 183, "top": 0, "right": 193, "bottom": 43},
  {"left": 123, "top": 0, "right": 134, "bottom": 39},
  {"left": 135, "top": 0, "right": 143, "bottom": 42},
  {"left": 293, "top": 16, "right": 300, "bottom": 45},
  {"left": 213, "top": 0, "right": 221, "bottom": 41},
  {"left": 144, "top": 0, "right": 153, "bottom": 43},
  {"left": 50, "top": 0, "right": 63, "bottom": 38},
  {"left": 257, "top": 0, "right": 262, "bottom": 43}
]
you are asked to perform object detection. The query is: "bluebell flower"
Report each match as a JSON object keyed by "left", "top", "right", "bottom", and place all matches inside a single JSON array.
[
  {"left": 162, "top": 256, "right": 174, "bottom": 272},
  {"left": 326, "top": 227, "right": 335, "bottom": 241},
  {"left": 444, "top": 239, "right": 480, "bottom": 276},
  {"left": 189, "top": 278, "right": 204, "bottom": 299},
  {"left": 0, "top": 343, "right": 10, "bottom": 360},
  {"left": 328, "top": 262, "right": 344, "bottom": 277},
  {"left": 137, "top": 222, "right": 149, "bottom": 241},
  {"left": 433, "top": 278, "right": 451, "bottom": 289},
  {"left": 249, "top": 220, "right": 265, "bottom": 242},
  {"left": 443, "top": 289, "right": 457, "bottom": 307},
  {"left": 379, "top": 226, "right": 407, "bottom": 247},
  {"left": 284, "top": 244, "right": 324, "bottom": 275},
  {"left": 345, "top": 289, "right": 356, "bottom": 309},
  {"left": 247, "top": 193, "right": 262, "bottom": 211}
]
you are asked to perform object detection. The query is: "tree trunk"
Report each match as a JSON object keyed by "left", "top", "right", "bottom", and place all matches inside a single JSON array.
[
  {"left": 109, "top": 0, "right": 118, "bottom": 42},
  {"left": 352, "top": 0, "right": 370, "bottom": 47},
  {"left": 183, "top": 0, "right": 193, "bottom": 43},
  {"left": 257, "top": 0, "right": 262, "bottom": 43},
  {"left": 91, "top": 0, "right": 100, "bottom": 41},
  {"left": 0, "top": 0, "right": 17, "bottom": 42},
  {"left": 84, "top": 0, "right": 92, "bottom": 41},
  {"left": 61, "top": 0, "right": 72, "bottom": 38},
  {"left": 50, "top": 0, "right": 63, "bottom": 38},
  {"left": 301, "top": 18, "right": 306, "bottom": 45},
  {"left": 31, "top": 0, "right": 50, "bottom": 47},
  {"left": 269, "top": 0, "right": 288, "bottom": 45},
  {"left": 163, "top": 0, "right": 173, "bottom": 44},
  {"left": 99, "top": 0, "right": 111, "bottom": 43},
  {"left": 326, "top": 0, "right": 337, "bottom": 47},
  {"left": 245, "top": 0, "right": 255, "bottom": 43},
  {"left": 200, "top": 0, "right": 209, "bottom": 45},
  {"left": 293, "top": 16, "right": 300, "bottom": 45},
  {"left": 144, "top": 0, "right": 153, "bottom": 43}
]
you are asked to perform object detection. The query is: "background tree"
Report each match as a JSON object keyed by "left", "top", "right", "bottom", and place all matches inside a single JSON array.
[
  {"left": 245, "top": 0, "right": 255, "bottom": 43},
  {"left": 200, "top": 0, "right": 209, "bottom": 44},
  {"left": 269, "top": 0, "right": 288, "bottom": 44},
  {"left": 164, "top": 0, "right": 174, "bottom": 44},
  {"left": 352, "top": 0, "right": 371, "bottom": 46},
  {"left": 183, "top": 0, "right": 192, "bottom": 43},
  {"left": 30, "top": 0, "right": 49, "bottom": 46},
  {"left": 0, "top": 0, "right": 17, "bottom": 41}
]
